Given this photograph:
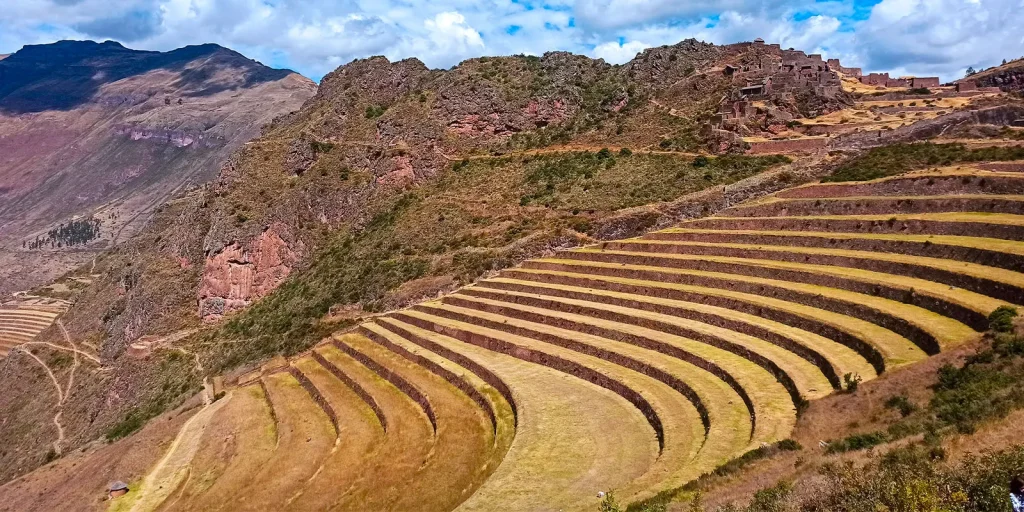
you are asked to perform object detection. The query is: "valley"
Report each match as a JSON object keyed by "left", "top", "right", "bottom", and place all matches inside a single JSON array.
[{"left": 0, "top": 35, "right": 1023, "bottom": 512}]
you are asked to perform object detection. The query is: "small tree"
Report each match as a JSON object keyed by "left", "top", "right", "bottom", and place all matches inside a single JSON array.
[{"left": 965, "top": 66, "right": 977, "bottom": 77}]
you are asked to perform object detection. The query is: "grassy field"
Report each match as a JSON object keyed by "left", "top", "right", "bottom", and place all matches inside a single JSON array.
[{"left": 824, "top": 143, "right": 1024, "bottom": 182}]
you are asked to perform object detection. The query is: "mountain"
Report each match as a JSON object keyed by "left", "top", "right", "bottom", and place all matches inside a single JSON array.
[
  {"left": 2, "top": 36, "right": 1024, "bottom": 508},
  {"left": 0, "top": 40, "right": 316, "bottom": 295}
]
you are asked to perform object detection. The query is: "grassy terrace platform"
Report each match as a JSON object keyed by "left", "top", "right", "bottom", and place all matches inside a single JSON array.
[
  {"left": 133, "top": 159, "right": 1024, "bottom": 510},
  {"left": 0, "top": 304, "right": 65, "bottom": 359}
]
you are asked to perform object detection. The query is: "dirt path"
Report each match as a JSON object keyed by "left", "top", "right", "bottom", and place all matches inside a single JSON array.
[
  {"left": 15, "top": 347, "right": 66, "bottom": 454},
  {"left": 22, "top": 341, "right": 100, "bottom": 364},
  {"left": 128, "top": 393, "right": 229, "bottom": 512}
]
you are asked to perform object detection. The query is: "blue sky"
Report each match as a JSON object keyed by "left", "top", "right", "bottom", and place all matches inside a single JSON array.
[{"left": 2, "top": 0, "right": 1022, "bottom": 83}]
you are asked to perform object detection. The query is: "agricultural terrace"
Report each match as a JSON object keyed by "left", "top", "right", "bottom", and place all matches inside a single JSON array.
[
  {"left": 0, "top": 298, "right": 68, "bottom": 360},
  {"left": 128, "top": 158, "right": 1024, "bottom": 511}
]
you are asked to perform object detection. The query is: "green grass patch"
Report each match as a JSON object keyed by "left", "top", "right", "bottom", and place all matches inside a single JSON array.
[{"left": 824, "top": 142, "right": 1024, "bottom": 182}]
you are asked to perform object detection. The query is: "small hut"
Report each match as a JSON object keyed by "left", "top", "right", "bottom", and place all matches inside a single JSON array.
[{"left": 108, "top": 481, "right": 129, "bottom": 499}]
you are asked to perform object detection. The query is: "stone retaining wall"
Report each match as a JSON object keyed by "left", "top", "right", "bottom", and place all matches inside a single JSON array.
[{"left": 499, "top": 269, "right": 887, "bottom": 374}]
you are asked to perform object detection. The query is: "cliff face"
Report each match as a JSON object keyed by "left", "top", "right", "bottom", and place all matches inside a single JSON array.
[{"left": 0, "top": 40, "right": 316, "bottom": 295}]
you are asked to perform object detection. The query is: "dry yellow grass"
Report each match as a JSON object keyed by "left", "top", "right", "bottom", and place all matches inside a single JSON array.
[
  {"left": 478, "top": 277, "right": 878, "bottom": 382},
  {"left": 228, "top": 372, "right": 335, "bottom": 511},
  {"left": 399, "top": 305, "right": 733, "bottom": 501},
  {"left": 358, "top": 321, "right": 518, "bottom": 440},
  {"left": 452, "top": 287, "right": 831, "bottom": 398},
  {"left": 311, "top": 344, "right": 437, "bottom": 510},
  {"left": 695, "top": 212, "right": 1024, "bottom": 227},
  {"left": 162, "top": 385, "right": 277, "bottom": 511},
  {"left": 599, "top": 241, "right": 1018, "bottom": 316},
  {"left": 662, "top": 228, "right": 1024, "bottom": 257},
  {"left": 284, "top": 354, "right": 383, "bottom": 511},
  {"left": 375, "top": 316, "right": 662, "bottom": 511},
  {"left": 508, "top": 265, "right": 926, "bottom": 367},
  {"left": 331, "top": 333, "right": 508, "bottom": 511}
]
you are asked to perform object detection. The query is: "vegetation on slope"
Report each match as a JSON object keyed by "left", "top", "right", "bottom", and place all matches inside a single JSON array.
[
  {"left": 825, "top": 324, "right": 1024, "bottom": 455},
  {"left": 671, "top": 307, "right": 1024, "bottom": 512},
  {"left": 824, "top": 142, "right": 1024, "bottom": 182},
  {"left": 209, "top": 151, "right": 791, "bottom": 369},
  {"left": 699, "top": 444, "right": 1024, "bottom": 512}
]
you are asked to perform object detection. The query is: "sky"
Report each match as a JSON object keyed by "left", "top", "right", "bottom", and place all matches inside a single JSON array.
[{"left": 1, "top": 0, "right": 1023, "bottom": 83}]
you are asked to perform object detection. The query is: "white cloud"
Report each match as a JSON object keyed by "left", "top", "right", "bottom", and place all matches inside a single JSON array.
[
  {"left": 591, "top": 40, "right": 649, "bottom": 63},
  {"left": 0, "top": 0, "right": 1022, "bottom": 83}
]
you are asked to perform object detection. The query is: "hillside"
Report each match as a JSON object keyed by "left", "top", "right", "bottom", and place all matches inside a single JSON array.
[
  {"left": 962, "top": 58, "right": 1024, "bottom": 93},
  {"left": 0, "top": 40, "right": 316, "bottom": 294},
  {"left": 1, "top": 37, "right": 1024, "bottom": 510}
]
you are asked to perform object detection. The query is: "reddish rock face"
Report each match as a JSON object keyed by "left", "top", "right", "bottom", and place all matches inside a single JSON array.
[
  {"left": 198, "top": 224, "right": 302, "bottom": 321},
  {"left": 376, "top": 155, "right": 416, "bottom": 186}
]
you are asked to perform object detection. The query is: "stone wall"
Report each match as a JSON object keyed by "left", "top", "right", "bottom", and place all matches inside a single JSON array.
[
  {"left": 746, "top": 137, "right": 828, "bottom": 154},
  {"left": 910, "top": 77, "right": 940, "bottom": 88}
]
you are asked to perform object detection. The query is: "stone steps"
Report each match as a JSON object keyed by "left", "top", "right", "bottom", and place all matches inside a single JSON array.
[
  {"left": 447, "top": 287, "right": 833, "bottom": 399},
  {"left": 650, "top": 229, "right": 1024, "bottom": 271},
  {"left": 521, "top": 258, "right": 953, "bottom": 361}
]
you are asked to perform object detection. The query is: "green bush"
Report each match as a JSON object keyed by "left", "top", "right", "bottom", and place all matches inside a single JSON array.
[
  {"left": 843, "top": 372, "right": 862, "bottom": 393},
  {"left": 365, "top": 104, "right": 387, "bottom": 119},
  {"left": 989, "top": 305, "right": 1018, "bottom": 333},
  {"left": 884, "top": 394, "right": 918, "bottom": 417},
  {"left": 799, "top": 445, "right": 1024, "bottom": 512},
  {"left": 826, "top": 431, "right": 888, "bottom": 454},
  {"left": 309, "top": 140, "right": 335, "bottom": 154}
]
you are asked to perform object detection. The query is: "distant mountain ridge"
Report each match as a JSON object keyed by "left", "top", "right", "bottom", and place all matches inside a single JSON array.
[{"left": 0, "top": 40, "right": 316, "bottom": 295}]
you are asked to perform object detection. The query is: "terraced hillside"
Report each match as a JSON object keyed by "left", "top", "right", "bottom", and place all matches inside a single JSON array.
[
  {"left": 105, "top": 160, "right": 1022, "bottom": 511},
  {"left": 0, "top": 298, "right": 68, "bottom": 359}
]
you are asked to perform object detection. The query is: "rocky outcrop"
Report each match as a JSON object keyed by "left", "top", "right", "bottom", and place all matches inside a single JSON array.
[
  {"left": 198, "top": 223, "right": 304, "bottom": 321},
  {"left": 113, "top": 124, "right": 222, "bottom": 148}
]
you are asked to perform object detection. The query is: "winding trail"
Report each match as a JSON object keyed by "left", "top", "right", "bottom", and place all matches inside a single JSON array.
[
  {"left": 11, "top": 319, "right": 101, "bottom": 457},
  {"left": 128, "top": 392, "right": 229, "bottom": 512},
  {"left": 15, "top": 347, "right": 66, "bottom": 454}
]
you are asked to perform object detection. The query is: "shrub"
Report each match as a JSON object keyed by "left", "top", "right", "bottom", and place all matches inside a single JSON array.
[
  {"left": 884, "top": 394, "right": 918, "bottom": 417},
  {"left": 826, "top": 431, "right": 888, "bottom": 454},
  {"left": 843, "top": 372, "right": 862, "bottom": 393},
  {"left": 989, "top": 305, "right": 1018, "bottom": 333},
  {"left": 597, "top": 148, "right": 613, "bottom": 160},
  {"left": 692, "top": 156, "right": 710, "bottom": 167},
  {"left": 619, "top": 147, "right": 633, "bottom": 156},
  {"left": 365, "top": 104, "right": 387, "bottom": 119},
  {"left": 309, "top": 140, "right": 335, "bottom": 154},
  {"left": 800, "top": 445, "right": 1024, "bottom": 512}
]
